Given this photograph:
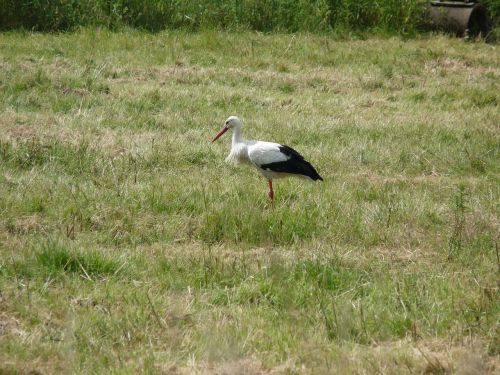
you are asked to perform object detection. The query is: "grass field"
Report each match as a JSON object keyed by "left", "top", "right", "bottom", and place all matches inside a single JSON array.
[{"left": 0, "top": 29, "right": 499, "bottom": 374}]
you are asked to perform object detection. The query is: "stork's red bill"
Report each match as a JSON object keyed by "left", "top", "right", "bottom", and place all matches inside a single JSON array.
[{"left": 211, "top": 116, "right": 322, "bottom": 201}]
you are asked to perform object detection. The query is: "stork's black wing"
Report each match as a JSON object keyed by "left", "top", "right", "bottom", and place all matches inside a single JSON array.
[{"left": 260, "top": 145, "right": 323, "bottom": 181}]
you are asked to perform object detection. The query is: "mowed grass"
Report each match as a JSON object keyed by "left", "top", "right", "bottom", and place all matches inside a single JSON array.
[{"left": 0, "top": 29, "right": 499, "bottom": 374}]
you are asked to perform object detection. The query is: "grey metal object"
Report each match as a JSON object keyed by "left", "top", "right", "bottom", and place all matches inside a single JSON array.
[{"left": 429, "top": 1, "right": 490, "bottom": 37}]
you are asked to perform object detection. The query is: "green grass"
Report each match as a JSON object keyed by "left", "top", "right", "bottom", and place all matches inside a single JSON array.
[{"left": 0, "top": 29, "right": 499, "bottom": 374}]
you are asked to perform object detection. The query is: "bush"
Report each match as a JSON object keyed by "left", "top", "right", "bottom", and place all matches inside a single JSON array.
[
  {"left": 0, "top": 0, "right": 423, "bottom": 33},
  {"left": 0, "top": 0, "right": 498, "bottom": 33}
]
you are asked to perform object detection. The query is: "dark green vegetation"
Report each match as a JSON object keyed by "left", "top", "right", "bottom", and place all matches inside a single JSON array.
[
  {"left": 2, "top": 0, "right": 499, "bottom": 33},
  {"left": 0, "top": 30, "right": 499, "bottom": 373}
]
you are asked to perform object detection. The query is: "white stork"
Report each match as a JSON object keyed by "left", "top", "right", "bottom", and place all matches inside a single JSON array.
[{"left": 211, "top": 116, "right": 323, "bottom": 201}]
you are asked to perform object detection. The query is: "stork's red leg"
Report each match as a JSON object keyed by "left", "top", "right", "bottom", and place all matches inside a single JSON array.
[{"left": 268, "top": 180, "right": 274, "bottom": 201}]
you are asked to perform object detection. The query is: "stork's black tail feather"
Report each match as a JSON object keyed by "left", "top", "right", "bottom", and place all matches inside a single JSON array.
[
  {"left": 307, "top": 163, "right": 323, "bottom": 181},
  {"left": 299, "top": 159, "right": 323, "bottom": 181}
]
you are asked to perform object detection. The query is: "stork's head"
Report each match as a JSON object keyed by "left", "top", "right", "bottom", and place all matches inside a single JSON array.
[{"left": 211, "top": 116, "right": 242, "bottom": 142}]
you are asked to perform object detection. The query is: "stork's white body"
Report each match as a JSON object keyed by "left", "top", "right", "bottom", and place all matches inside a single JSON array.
[{"left": 226, "top": 127, "right": 292, "bottom": 180}]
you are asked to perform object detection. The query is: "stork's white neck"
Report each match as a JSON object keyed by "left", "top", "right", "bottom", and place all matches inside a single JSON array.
[
  {"left": 232, "top": 126, "right": 243, "bottom": 146},
  {"left": 225, "top": 125, "right": 252, "bottom": 165}
]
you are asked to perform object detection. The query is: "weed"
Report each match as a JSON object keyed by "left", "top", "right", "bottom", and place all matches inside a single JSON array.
[
  {"left": 35, "top": 242, "right": 119, "bottom": 278},
  {"left": 448, "top": 184, "right": 467, "bottom": 257}
]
